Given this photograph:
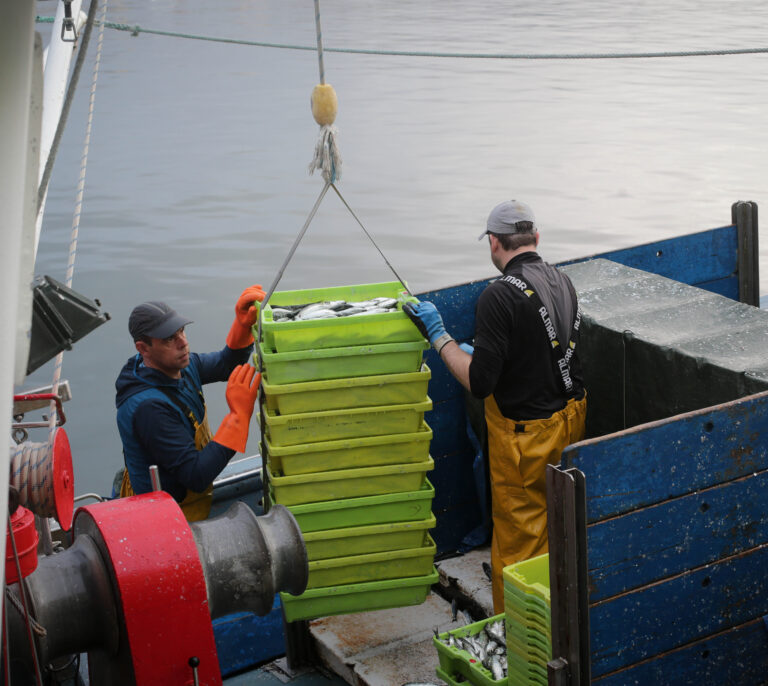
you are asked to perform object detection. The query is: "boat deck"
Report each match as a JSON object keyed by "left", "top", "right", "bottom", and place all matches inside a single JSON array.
[{"left": 225, "top": 547, "right": 493, "bottom": 686}]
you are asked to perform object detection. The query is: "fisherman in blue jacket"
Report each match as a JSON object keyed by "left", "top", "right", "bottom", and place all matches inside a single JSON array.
[{"left": 115, "top": 286, "right": 264, "bottom": 520}]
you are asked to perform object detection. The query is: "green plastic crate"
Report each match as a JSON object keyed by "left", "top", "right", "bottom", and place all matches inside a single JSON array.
[
  {"left": 267, "top": 457, "right": 433, "bottom": 506},
  {"left": 502, "top": 554, "right": 550, "bottom": 608},
  {"left": 507, "top": 652, "right": 548, "bottom": 685},
  {"left": 280, "top": 567, "right": 438, "bottom": 622},
  {"left": 281, "top": 479, "right": 435, "bottom": 532},
  {"left": 259, "top": 281, "right": 422, "bottom": 353},
  {"left": 504, "top": 588, "right": 550, "bottom": 631},
  {"left": 436, "top": 665, "right": 504, "bottom": 686},
  {"left": 504, "top": 599, "right": 550, "bottom": 637},
  {"left": 506, "top": 619, "right": 551, "bottom": 665},
  {"left": 302, "top": 513, "right": 435, "bottom": 561},
  {"left": 257, "top": 339, "right": 429, "bottom": 385},
  {"left": 264, "top": 398, "right": 432, "bottom": 447},
  {"left": 433, "top": 614, "right": 508, "bottom": 685},
  {"left": 261, "top": 363, "right": 431, "bottom": 415},
  {"left": 306, "top": 534, "right": 436, "bottom": 589},
  {"left": 263, "top": 421, "right": 432, "bottom": 476}
]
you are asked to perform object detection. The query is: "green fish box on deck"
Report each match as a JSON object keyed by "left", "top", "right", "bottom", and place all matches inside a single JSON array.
[
  {"left": 268, "top": 479, "right": 435, "bottom": 532},
  {"left": 256, "top": 339, "right": 428, "bottom": 385},
  {"left": 260, "top": 363, "right": 431, "bottom": 415},
  {"left": 266, "top": 457, "right": 433, "bottom": 506},
  {"left": 262, "top": 397, "right": 432, "bottom": 447},
  {"left": 434, "top": 614, "right": 509, "bottom": 686},
  {"left": 262, "top": 422, "right": 432, "bottom": 476},
  {"left": 280, "top": 567, "right": 439, "bottom": 622},
  {"left": 257, "top": 281, "right": 422, "bottom": 353}
]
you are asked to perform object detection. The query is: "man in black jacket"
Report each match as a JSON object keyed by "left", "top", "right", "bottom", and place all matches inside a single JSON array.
[{"left": 405, "top": 200, "right": 586, "bottom": 612}]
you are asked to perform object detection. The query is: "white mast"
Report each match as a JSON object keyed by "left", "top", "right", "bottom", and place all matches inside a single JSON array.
[
  {"left": 36, "top": 0, "right": 86, "bottom": 255},
  {"left": 0, "top": 0, "right": 41, "bottom": 640}
]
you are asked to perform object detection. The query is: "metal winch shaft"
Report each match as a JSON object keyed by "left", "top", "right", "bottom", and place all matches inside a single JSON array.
[{"left": 190, "top": 500, "right": 308, "bottom": 618}]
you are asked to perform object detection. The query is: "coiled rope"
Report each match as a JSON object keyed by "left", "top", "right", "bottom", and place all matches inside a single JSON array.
[{"left": 34, "top": 16, "right": 768, "bottom": 61}]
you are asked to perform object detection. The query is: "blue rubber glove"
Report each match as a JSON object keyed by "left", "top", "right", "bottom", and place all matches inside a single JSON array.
[
  {"left": 459, "top": 342, "right": 474, "bottom": 355},
  {"left": 403, "top": 301, "right": 447, "bottom": 345}
]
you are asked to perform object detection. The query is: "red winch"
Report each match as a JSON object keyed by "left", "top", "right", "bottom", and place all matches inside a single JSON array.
[{"left": 5, "top": 493, "right": 307, "bottom": 685}]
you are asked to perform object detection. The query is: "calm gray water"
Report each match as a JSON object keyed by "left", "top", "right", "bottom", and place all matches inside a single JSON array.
[{"left": 31, "top": 0, "right": 768, "bottom": 498}]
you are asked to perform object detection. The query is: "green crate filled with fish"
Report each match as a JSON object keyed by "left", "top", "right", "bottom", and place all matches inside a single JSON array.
[
  {"left": 258, "top": 281, "right": 422, "bottom": 353},
  {"left": 273, "top": 479, "right": 435, "bottom": 533},
  {"left": 301, "top": 513, "right": 435, "bottom": 561},
  {"left": 305, "top": 533, "right": 436, "bottom": 589},
  {"left": 262, "top": 421, "right": 432, "bottom": 476},
  {"left": 261, "top": 363, "right": 431, "bottom": 415},
  {"left": 433, "top": 614, "right": 509, "bottom": 685},
  {"left": 435, "top": 665, "right": 490, "bottom": 686},
  {"left": 263, "top": 397, "right": 432, "bottom": 447},
  {"left": 257, "top": 339, "right": 428, "bottom": 385},
  {"left": 280, "top": 566, "right": 438, "bottom": 622},
  {"left": 266, "top": 457, "right": 433, "bottom": 506}
]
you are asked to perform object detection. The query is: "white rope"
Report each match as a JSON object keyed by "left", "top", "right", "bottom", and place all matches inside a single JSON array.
[
  {"left": 9, "top": 440, "right": 56, "bottom": 518},
  {"left": 308, "top": 125, "right": 341, "bottom": 183},
  {"left": 47, "top": 0, "right": 107, "bottom": 439}
]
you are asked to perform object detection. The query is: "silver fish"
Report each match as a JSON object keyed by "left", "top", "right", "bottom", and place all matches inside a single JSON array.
[
  {"left": 354, "top": 307, "right": 391, "bottom": 316},
  {"left": 373, "top": 297, "right": 398, "bottom": 308},
  {"left": 296, "top": 302, "right": 326, "bottom": 317},
  {"left": 490, "top": 655, "right": 504, "bottom": 681},
  {"left": 485, "top": 620, "right": 505, "bottom": 644},
  {"left": 335, "top": 306, "right": 368, "bottom": 317},
  {"left": 475, "top": 630, "right": 489, "bottom": 649},
  {"left": 298, "top": 308, "right": 338, "bottom": 320}
]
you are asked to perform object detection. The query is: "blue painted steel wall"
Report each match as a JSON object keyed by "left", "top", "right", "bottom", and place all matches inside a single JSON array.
[
  {"left": 214, "top": 597, "right": 285, "bottom": 677},
  {"left": 561, "top": 224, "right": 739, "bottom": 299},
  {"left": 561, "top": 392, "right": 768, "bottom": 683}
]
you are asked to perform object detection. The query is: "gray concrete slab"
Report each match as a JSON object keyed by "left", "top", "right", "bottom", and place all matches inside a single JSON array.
[
  {"left": 435, "top": 546, "right": 494, "bottom": 619},
  {"left": 309, "top": 592, "right": 463, "bottom": 685}
]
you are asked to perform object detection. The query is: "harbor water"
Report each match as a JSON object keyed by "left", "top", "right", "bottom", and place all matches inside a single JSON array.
[{"left": 30, "top": 0, "right": 768, "bottom": 498}]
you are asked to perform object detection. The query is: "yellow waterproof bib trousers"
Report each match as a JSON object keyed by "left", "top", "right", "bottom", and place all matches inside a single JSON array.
[
  {"left": 119, "top": 407, "right": 215, "bottom": 522},
  {"left": 485, "top": 393, "right": 587, "bottom": 613}
]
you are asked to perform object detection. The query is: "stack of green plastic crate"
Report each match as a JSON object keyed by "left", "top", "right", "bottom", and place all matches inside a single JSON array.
[
  {"left": 503, "top": 554, "right": 552, "bottom": 686},
  {"left": 255, "top": 282, "right": 438, "bottom": 622}
]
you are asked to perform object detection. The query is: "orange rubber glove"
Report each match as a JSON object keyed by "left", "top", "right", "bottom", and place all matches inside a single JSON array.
[
  {"left": 226, "top": 284, "right": 266, "bottom": 349},
  {"left": 213, "top": 364, "right": 261, "bottom": 453}
]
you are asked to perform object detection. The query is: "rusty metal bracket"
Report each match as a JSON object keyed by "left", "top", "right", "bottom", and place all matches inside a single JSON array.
[
  {"left": 547, "top": 464, "right": 590, "bottom": 686},
  {"left": 12, "top": 393, "right": 67, "bottom": 429}
]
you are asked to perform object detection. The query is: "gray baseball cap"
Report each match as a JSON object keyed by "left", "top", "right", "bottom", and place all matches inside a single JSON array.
[
  {"left": 479, "top": 200, "right": 536, "bottom": 240},
  {"left": 128, "top": 301, "right": 193, "bottom": 341}
]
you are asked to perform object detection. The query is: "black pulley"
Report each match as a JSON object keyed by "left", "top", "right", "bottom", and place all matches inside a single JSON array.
[{"left": 27, "top": 275, "right": 110, "bottom": 375}]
